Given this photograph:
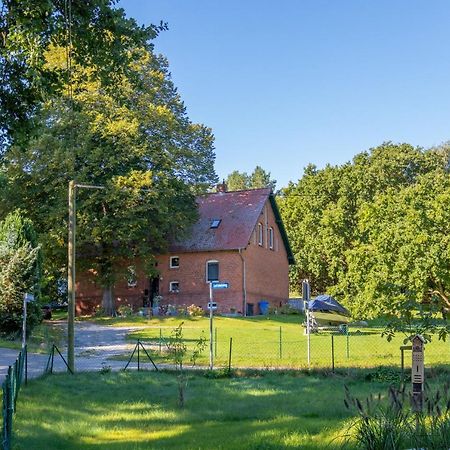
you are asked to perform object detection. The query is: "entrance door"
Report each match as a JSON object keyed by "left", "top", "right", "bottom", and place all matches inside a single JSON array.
[{"left": 149, "top": 277, "right": 160, "bottom": 306}]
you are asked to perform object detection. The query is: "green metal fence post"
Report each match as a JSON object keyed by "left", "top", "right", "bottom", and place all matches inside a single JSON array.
[
  {"left": 24, "top": 345, "right": 28, "bottom": 385},
  {"left": 50, "top": 345, "right": 55, "bottom": 374},
  {"left": 2, "top": 379, "right": 9, "bottom": 450},
  {"left": 346, "top": 326, "right": 350, "bottom": 359},
  {"left": 228, "top": 337, "right": 233, "bottom": 373},
  {"left": 279, "top": 326, "right": 282, "bottom": 359},
  {"left": 159, "top": 328, "right": 162, "bottom": 354},
  {"left": 137, "top": 340, "right": 140, "bottom": 371},
  {"left": 331, "top": 334, "right": 335, "bottom": 373},
  {"left": 6, "top": 366, "right": 13, "bottom": 450}
]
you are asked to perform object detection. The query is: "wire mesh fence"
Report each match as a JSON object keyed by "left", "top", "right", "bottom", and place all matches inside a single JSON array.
[
  {"left": 1, "top": 346, "right": 26, "bottom": 450},
  {"left": 2, "top": 323, "right": 449, "bottom": 379},
  {"left": 117, "top": 323, "right": 450, "bottom": 371}
]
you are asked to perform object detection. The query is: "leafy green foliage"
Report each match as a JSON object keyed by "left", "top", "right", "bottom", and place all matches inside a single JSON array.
[
  {"left": 0, "top": 210, "right": 42, "bottom": 335},
  {"left": 280, "top": 142, "right": 450, "bottom": 321},
  {"left": 0, "top": 0, "right": 165, "bottom": 149},
  {"left": 381, "top": 298, "right": 449, "bottom": 343},
  {"left": 166, "top": 322, "right": 206, "bottom": 407},
  {"left": 1, "top": 43, "right": 217, "bottom": 314},
  {"left": 226, "top": 165, "right": 276, "bottom": 191},
  {"left": 167, "top": 322, "right": 206, "bottom": 371}
]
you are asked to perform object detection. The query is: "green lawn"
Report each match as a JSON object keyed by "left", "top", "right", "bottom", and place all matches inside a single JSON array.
[
  {"left": 98, "top": 315, "right": 450, "bottom": 370},
  {"left": 11, "top": 370, "right": 439, "bottom": 450}
]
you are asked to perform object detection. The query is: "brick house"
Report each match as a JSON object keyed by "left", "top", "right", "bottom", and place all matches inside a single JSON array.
[{"left": 76, "top": 186, "right": 294, "bottom": 315}]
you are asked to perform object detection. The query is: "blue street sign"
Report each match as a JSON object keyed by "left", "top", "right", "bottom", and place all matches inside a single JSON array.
[
  {"left": 212, "top": 282, "right": 229, "bottom": 289},
  {"left": 24, "top": 293, "right": 35, "bottom": 303}
]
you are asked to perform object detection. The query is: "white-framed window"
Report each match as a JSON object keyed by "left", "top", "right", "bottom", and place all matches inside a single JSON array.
[
  {"left": 269, "top": 227, "right": 274, "bottom": 250},
  {"left": 170, "top": 256, "right": 179, "bottom": 268},
  {"left": 258, "top": 223, "right": 263, "bottom": 246},
  {"left": 169, "top": 281, "right": 179, "bottom": 292},
  {"left": 206, "top": 260, "right": 219, "bottom": 282},
  {"left": 127, "top": 266, "right": 137, "bottom": 288}
]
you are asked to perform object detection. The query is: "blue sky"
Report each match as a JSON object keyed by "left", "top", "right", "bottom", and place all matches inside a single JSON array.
[{"left": 119, "top": 0, "right": 450, "bottom": 188}]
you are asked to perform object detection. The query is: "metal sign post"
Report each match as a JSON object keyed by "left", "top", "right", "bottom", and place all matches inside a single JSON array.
[
  {"left": 22, "top": 293, "right": 35, "bottom": 348},
  {"left": 411, "top": 335, "right": 425, "bottom": 412},
  {"left": 302, "top": 279, "right": 311, "bottom": 366},
  {"left": 208, "top": 281, "right": 229, "bottom": 370},
  {"left": 209, "top": 282, "right": 214, "bottom": 370}
]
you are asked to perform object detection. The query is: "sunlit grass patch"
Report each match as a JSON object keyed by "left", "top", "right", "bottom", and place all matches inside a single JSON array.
[
  {"left": 81, "top": 425, "right": 190, "bottom": 445},
  {"left": 11, "top": 370, "right": 447, "bottom": 449}
]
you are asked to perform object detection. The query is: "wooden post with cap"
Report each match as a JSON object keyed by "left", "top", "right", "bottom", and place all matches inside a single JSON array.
[{"left": 411, "top": 334, "right": 425, "bottom": 412}]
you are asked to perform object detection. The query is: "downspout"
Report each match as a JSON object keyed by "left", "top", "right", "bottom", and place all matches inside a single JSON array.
[{"left": 238, "top": 248, "right": 247, "bottom": 316}]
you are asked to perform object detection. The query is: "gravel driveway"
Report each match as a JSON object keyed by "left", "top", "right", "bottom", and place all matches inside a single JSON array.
[{"left": 0, "top": 322, "right": 155, "bottom": 383}]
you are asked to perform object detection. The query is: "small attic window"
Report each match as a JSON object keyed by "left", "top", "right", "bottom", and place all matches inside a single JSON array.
[{"left": 210, "top": 219, "right": 221, "bottom": 229}]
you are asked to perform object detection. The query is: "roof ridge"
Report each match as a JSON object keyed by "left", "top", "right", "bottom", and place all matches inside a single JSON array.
[{"left": 200, "top": 187, "right": 272, "bottom": 197}]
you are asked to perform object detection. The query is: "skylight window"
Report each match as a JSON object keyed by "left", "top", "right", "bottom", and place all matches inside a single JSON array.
[{"left": 210, "top": 219, "right": 221, "bottom": 229}]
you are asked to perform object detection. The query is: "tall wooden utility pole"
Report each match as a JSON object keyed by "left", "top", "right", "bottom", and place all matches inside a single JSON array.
[
  {"left": 68, "top": 180, "right": 76, "bottom": 372},
  {"left": 67, "top": 182, "right": 105, "bottom": 372}
]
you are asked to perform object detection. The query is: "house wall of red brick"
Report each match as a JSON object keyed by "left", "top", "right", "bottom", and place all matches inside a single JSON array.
[
  {"left": 242, "top": 200, "right": 290, "bottom": 313},
  {"left": 76, "top": 199, "right": 290, "bottom": 316},
  {"left": 75, "top": 266, "right": 149, "bottom": 315},
  {"left": 156, "top": 250, "right": 244, "bottom": 314},
  {"left": 157, "top": 199, "right": 289, "bottom": 315}
]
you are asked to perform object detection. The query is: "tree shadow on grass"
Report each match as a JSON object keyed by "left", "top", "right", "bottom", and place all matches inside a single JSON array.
[
  {"left": 14, "top": 369, "right": 449, "bottom": 449},
  {"left": 13, "top": 371, "right": 365, "bottom": 449}
]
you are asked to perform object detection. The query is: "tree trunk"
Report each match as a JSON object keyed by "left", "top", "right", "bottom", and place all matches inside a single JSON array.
[
  {"left": 102, "top": 285, "right": 116, "bottom": 316},
  {"left": 430, "top": 289, "right": 450, "bottom": 309}
]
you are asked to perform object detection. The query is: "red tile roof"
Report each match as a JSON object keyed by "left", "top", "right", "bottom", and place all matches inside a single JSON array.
[{"left": 170, "top": 188, "right": 272, "bottom": 253}]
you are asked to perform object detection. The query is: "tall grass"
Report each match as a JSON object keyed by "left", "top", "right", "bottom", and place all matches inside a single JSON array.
[{"left": 342, "top": 381, "right": 450, "bottom": 449}]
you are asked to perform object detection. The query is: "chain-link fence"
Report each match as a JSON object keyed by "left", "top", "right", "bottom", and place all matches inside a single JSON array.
[
  {"left": 120, "top": 324, "right": 449, "bottom": 371},
  {"left": 1, "top": 346, "right": 26, "bottom": 450},
  {"left": 2, "top": 323, "right": 448, "bottom": 379}
]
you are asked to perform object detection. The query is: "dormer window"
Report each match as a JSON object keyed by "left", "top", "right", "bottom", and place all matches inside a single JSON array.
[{"left": 210, "top": 219, "right": 221, "bottom": 229}]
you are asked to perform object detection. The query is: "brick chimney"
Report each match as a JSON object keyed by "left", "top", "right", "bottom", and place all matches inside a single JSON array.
[{"left": 216, "top": 180, "right": 228, "bottom": 193}]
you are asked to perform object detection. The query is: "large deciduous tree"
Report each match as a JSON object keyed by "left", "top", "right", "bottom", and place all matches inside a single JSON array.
[
  {"left": 342, "top": 171, "right": 450, "bottom": 317},
  {"left": 1, "top": 42, "right": 217, "bottom": 314},
  {"left": 280, "top": 142, "right": 449, "bottom": 318}
]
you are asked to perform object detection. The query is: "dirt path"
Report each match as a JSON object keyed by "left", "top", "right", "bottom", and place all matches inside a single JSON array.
[{"left": 0, "top": 322, "right": 155, "bottom": 383}]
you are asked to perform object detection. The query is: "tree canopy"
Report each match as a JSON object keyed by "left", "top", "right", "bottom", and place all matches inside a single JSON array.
[
  {"left": 0, "top": 8, "right": 217, "bottom": 314},
  {"left": 0, "top": 0, "right": 165, "bottom": 150},
  {"left": 280, "top": 142, "right": 450, "bottom": 319},
  {"left": 226, "top": 166, "right": 276, "bottom": 191}
]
